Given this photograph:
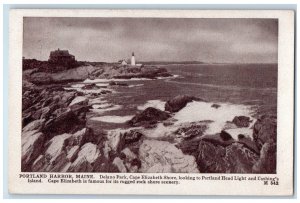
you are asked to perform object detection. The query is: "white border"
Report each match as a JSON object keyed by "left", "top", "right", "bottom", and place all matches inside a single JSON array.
[{"left": 8, "top": 9, "right": 295, "bottom": 196}]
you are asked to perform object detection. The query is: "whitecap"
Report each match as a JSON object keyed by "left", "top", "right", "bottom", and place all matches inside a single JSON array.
[
  {"left": 156, "top": 74, "right": 180, "bottom": 80},
  {"left": 92, "top": 103, "right": 113, "bottom": 109},
  {"left": 128, "top": 84, "right": 144, "bottom": 88},
  {"left": 90, "top": 105, "right": 122, "bottom": 114},
  {"left": 90, "top": 115, "right": 133, "bottom": 123},
  {"left": 224, "top": 128, "right": 253, "bottom": 140},
  {"left": 137, "top": 100, "right": 165, "bottom": 111},
  {"left": 83, "top": 78, "right": 152, "bottom": 83},
  {"left": 64, "top": 87, "right": 114, "bottom": 94},
  {"left": 141, "top": 123, "right": 177, "bottom": 138},
  {"left": 88, "top": 98, "right": 107, "bottom": 105},
  {"left": 70, "top": 83, "right": 85, "bottom": 88},
  {"left": 173, "top": 101, "right": 255, "bottom": 137},
  {"left": 95, "top": 83, "right": 109, "bottom": 87}
]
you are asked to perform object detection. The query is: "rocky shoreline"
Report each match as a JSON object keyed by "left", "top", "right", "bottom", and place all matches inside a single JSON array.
[
  {"left": 23, "top": 62, "right": 172, "bottom": 85},
  {"left": 21, "top": 63, "right": 277, "bottom": 173}
]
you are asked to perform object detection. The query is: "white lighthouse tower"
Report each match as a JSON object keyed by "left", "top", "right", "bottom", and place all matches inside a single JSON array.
[{"left": 131, "top": 52, "right": 136, "bottom": 66}]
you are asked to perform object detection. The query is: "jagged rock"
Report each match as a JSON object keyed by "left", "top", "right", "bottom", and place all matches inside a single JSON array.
[
  {"left": 82, "top": 83, "right": 98, "bottom": 90},
  {"left": 220, "top": 130, "right": 234, "bottom": 141},
  {"left": 22, "top": 119, "right": 45, "bottom": 132},
  {"left": 43, "top": 109, "right": 85, "bottom": 137},
  {"left": 31, "top": 128, "right": 95, "bottom": 172},
  {"left": 165, "top": 95, "right": 203, "bottom": 112},
  {"left": 237, "top": 135, "right": 260, "bottom": 154},
  {"left": 43, "top": 133, "right": 73, "bottom": 172},
  {"left": 22, "top": 130, "right": 45, "bottom": 171},
  {"left": 201, "top": 134, "right": 235, "bottom": 147},
  {"left": 174, "top": 122, "right": 207, "bottom": 140},
  {"left": 68, "top": 143, "right": 100, "bottom": 172},
  {"left": 197, "top": 141, "right": 259, "bottom": 173},
  {"left": 122, "top": 130, "right": 143, "bottom": 145},
  {"left": 211, "top": 104, "right": 221, "bottom": 109},
  {"left": 65, "top": 128, "right": 90, "bottom": 147},
  {"left": 121, "top": 148, "right": 137, "bottom": 161},
  {"left": 92, "top": 155, "right": 119, "bottom": 172},
  {"left": 119, "top": 148, "right": 140, "bottom": 172},
  {"left": 111, "top": 67, "right": 171, "bottom": 80},
  {"left": 139, "top": 140, "right": 199, "bottom": 173},
  {"left": 128, "top": 107, "right": 170, "bottom": 127},
  {"left": 28, "top": 65, "right": 98, "bottom": 84},
  {"left": 176, "top": 137, "right": 202, "bottom": 158},
  {"left": 61, "top": 91, "right": 76, "bottom": 105},
  {"left": 252, "top": 141, "right": 276, "bottom": 173},
  {"left": 32, "top": 109, "right": 42, "bottom": 120},
  {"left": 66, "top": 145, "right": 80, "bottom": 162},
  {"left": 40, "top": 106, "right": 51, "bottom": 119},
  {"left": 253, "top": 115, "right": 277, "bottom": 149},
  {"left": 232, "top": 116, "right": 251, "bottom": 127},
  {"left": 69, "top": 96, "right": 88, "bottom": 109},
  {"left": 106, "top": 130, "right": 123, "bottom": 152},
  {"left": 112, "top": 157, "right": 127, "bottom": 172},
  {"left": 31, "top": 155, "right": 47, "bottom": 172}
]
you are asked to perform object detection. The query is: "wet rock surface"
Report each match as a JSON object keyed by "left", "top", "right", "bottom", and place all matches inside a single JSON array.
[
  {"left": 165, "top": 95, "right": 204, "bottom": 112},
  {"left": 176, "top": 114, "right": 276, "bottom": 173},
  {"left": 232, "top": 116, "right": 251, "bottom": 127},
  {"left": 253, "top": 115, "right": 277, "bottom": 149},
  {"left": 127, "top": 107, "right": 170, "bottom": 127},
  {"left": 197, "top": 141, "right": 259, "bottom": 173},
  {"left": 139, "top": 140, "right": 199, "bottom": 173},
  {"left": 174, "top": 122, "right": 208, "bottom": 140}
]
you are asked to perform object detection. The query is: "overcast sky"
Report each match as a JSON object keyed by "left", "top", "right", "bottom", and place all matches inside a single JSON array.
[{"left": 23, "top": 17, "right": 278, "bottom": 63}]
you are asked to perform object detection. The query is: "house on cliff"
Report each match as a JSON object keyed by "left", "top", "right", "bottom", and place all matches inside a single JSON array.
[{"left": 48, "top": 48, "right": 76, "bottom": 68}]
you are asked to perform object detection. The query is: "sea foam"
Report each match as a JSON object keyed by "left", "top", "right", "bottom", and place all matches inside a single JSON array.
[
  {"left": 83, "top": 78, "right": 152, "bottom": 83},
  {"left": 90, "top": 115, "right": 133, "bottom": 123},
  {"left": 173, "top": 101, "right": 255, "bottom": 136},
  {"left": 137, "top": 100, "right": 166, "bottom": 111}
]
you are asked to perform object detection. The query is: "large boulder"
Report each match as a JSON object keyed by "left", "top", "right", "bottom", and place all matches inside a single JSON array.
[
  {"left": 165, "top": 95, "right": 203, "bottom": 112},
  {"left": 197, "top": 140, "right": 259, "bottom": 173},
  {"left": 174, "top": 122, "right": 207, "bottom": 140},
  {"left": 252, "top": 141, "right": 276, "bottom": 173},
  {"left": 128, "top": 107, "right": 170, "bottom": 127},
  {"left": 252, "top": 115, "right": 277, "bottom": 149},
  {"left": 42, "top": 133, "right": 73, "bottom": 172},
  {"left": 117, "top": 130, "right": 144, "bottom": 154},
  {"left": 220, "top": 130, "right": 234, "bottom": 141},
  {"left": 232, "top": 116, "right": 251, "bottom": 127},
  {"left": 22, "top": 119, "right": 45, "bottom": 132},
  {"left": 68, "top": 143, "right": 100, "bottom": 172},
  {"left": 120, "top": 148, "right": 140, "bottom": 173},
  {"left": 69, "top": 96, "right": 88, "bottom": 109},
  {"left": 112, "top": 157, "right": 127, "bottom": 172},
  {"left": 139, "top": 140, "right": 199, "bottom": 173},
  {"left": 122, "top": 130, "right": 143, "bottom": 145},
  {"left": 31, "top": 128, "right": 95, "bottom": 172},
  {"left": 22, "top": 130, "right": 45, "bottom": 171},
  {"left": 43, "top": 108, "right": 86, "bottom": 137}
]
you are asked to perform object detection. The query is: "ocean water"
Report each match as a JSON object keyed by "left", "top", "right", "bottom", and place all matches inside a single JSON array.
[
  {"left": 65, "top": 63, "right": 278, "bottom": 172},
  {"left": 72, "top": 63, "right": 277, "bottom": 136}
]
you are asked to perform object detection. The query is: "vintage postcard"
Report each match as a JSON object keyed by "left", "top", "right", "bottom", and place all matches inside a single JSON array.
[{"left": 8, "top": 9, "right": 294, "bottom": 195}]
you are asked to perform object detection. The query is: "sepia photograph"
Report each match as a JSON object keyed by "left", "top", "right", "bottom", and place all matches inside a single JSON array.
[
  {"left": 8, "top": 9, "right": 294, "bottom": 195},
  {"left": 21, "top": 17, "right": 278, "bottom": 174}
]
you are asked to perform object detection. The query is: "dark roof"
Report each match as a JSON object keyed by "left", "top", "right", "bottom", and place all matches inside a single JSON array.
[{"left": 50, "top": 49, "right": 74, "bottom": 57}]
